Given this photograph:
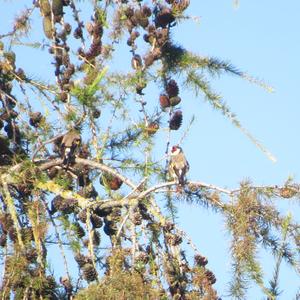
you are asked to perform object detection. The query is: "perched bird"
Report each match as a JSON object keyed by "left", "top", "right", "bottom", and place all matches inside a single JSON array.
[
  {"left": 61, "top": 131, "right": 81, "bottom": 165},
  {"left": 169, "top": 145, "right": 189, "bottom": 186}
]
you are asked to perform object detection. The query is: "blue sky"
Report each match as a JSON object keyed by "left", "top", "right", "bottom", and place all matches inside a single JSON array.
[
  {"left": 1, "top": 0, "right": 299, "bottom": 298},
  {"left": 174, "top": 1, "right": 300, "bottom": 298}
]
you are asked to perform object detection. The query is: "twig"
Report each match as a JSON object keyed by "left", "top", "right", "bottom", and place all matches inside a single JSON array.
[
  {"left": 32, "top": 132, "right": 67, "bottom": 162},
  {"left": 115, "top": 211, "right": 130, "bottom": 244},
  {"left": 75, "top": 157, "right": 137, "bottom": 189},
  {"left": 42, "top": 199, "right": 72, "bottom": 282}
]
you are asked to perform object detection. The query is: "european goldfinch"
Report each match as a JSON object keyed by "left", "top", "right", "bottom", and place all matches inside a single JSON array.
[
  {"left": 61, "top": 131, "right": 81, "bottom": 165},
  {"left": 169, "top": 145, "right": 189, "bottom": 186}
]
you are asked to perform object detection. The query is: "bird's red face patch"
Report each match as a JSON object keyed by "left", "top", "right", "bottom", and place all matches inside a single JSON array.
[{"left": 171, "top": 146, "right": 177, "bottom": 153}]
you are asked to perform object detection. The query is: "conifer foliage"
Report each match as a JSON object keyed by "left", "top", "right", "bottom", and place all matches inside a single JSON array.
[{"left": 0, "top": 0, "right": 298, "bottom": 299}]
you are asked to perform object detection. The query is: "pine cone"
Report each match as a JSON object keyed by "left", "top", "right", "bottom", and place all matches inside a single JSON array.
[
  {"left": 51, "top": 196, "right": 77, "bottom": 214},
  {"left": 92, "top": 230, "right": 101, "bottom": 246},
  {"left": 103, "top": 220, "right": 117, "bottom": 236},
  {"left": 166, "top": 79, "right": 179, "bottom": 98},
  {"left": 0, "top": 234, "right": 6, "bottom": 247},
  {"left": 90, "top": 214, "right": 103, "bottom": 228},
  {"left": 92, "top": 109, "right": 101, "bottom": 119},
  {"left": 82, "top": 263, "right": 97, "bottom": 282},
  {"left": 78, "top": 209, "right": 87, "bottom": 223},
  {"left": 169, "top": 96, "right": 181, "bottom": 106},
  {"left": 142, "top": 5, "right": 152, "bottom": 17},
  {"left": 74, "top": 253, "right": 92, "bottom": 268},
  {"left": 74, "top": 222, "right": 85, "bottom": 238},
  {"left": 93, "top": 206, "right": 112, "bottom": 217},
  {"left": 143, "top": 52, "right": 156, "bottom": 67},
  {"left": 205, "top": 269, "right": 216, "bottom": 285},
  {"left": 169, "top": 110, "right": 182, "bottom": 130},
  {"left": 29, "top": 112, "right": 44, "bottom": 128},
  {"left": 155, "top": 8, "right": 175, "bottom": 28},
  {"left": 159, "top": 93, "right": 170, "bottom": 108},
  {"left": 100, "top": 173, "right": 123, "bottom": 190},
  {"left": 194, "top": 254, "right": 208, "bottom": 267}
]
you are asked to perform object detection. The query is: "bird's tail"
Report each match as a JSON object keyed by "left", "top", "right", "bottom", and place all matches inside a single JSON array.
[
  {"left": 63, "top": 148, "right": 71, "bottom": 166},
  {"left": 178, "top": 174, "right": 186, "bottom": 186}
]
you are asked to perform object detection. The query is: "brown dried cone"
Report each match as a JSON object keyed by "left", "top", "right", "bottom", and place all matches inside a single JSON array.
[
  {"left": 100, "top": 173, "right": 123, "bottom": 190},
  {"left": 93, "top": 206, "right": 112, "bottom": 218},
  {"left": 51, "top": 196, "right": 77, "bottom": 214},
  {"left": 169, "top": 96, "right": 181, "bottom": 107},
  {"left": 29, "top": 112, "right": 44, "bottom": 128},
  {"left": 90, "top": 213, "right": 103, "bottom": 228},
  {"left": 156, "top": 28, "right": 170, "bottom": 46},
  {"left": 205, "top": 269, "right": 216, "bottom": 285},
  {"left": 60, "top": 276, "right": 73, "bottom": 294},
  {"left": 8, "top": 227, "right": 17, "bottom": 242},
  {"left": 103, "top": 219, "right": 117, "bottom": 236},
  {"left": 0, "top": 234, "right": 7, "bottom": 247},
  {"left": 145, "top": 122, "right": 159, "bottom": 135},
  {"left": 78, "top": 184, "right": 98, "bottom": 198},
  {"left": 74, "top": 253, "right": 92, "bottom": 268},
  {"left": 82, "top": 263, "right": 97, "bottom": 282},
  {"left": 0, "top": 213, "right": 13, "bottom": 234},
  {"left": 92, "top": 109, "right": 101, "bottom": 119},
  {"left": 166, "top": 233, "right": 183, "bottom": 246},
  {"left": 166, "top": 79, "right": 179, "bottom": 98},
  {"left": 134, "top": 9, "right": 149, "bottom": 28},
  {"left": 92, "top": 230, "right": 101, "bottom": 246},
  {"left": 169, "top": 110, "right": 183, "bottom": 130},
  {"left": 143, "top": 52, "right": 156, "bottom": 67},
  {"left": 155, "top": 7, "right": 175, "bottom": 28},
  {"left": 160, "top": 93, "right": 170, "bottom": 108},
  {"left": 142, "top": 5, "right": 152, "bottom": 17},
  {"left": 73, "top": 222, "right": 85, "bottom": 238},
  {"left": 194, "top": 254, "right": 208, "bottom": 267},
  {"left": 78, "top": 209, "right": 87, "bottom": 223}
]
